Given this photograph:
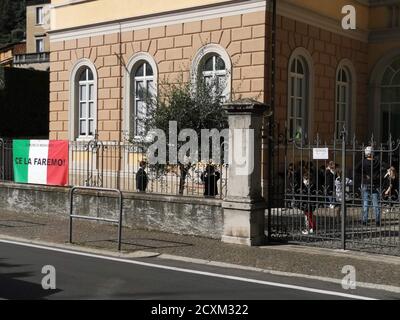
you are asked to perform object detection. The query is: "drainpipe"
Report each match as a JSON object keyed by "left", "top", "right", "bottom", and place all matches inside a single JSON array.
[
  {"left": 266, "top": 0, "right": 277, "bottom": 243},
  {"left": 118, "top": 23, "right": 123, "bottom": 189}
]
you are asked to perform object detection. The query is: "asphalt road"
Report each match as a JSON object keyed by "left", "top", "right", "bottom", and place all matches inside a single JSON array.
[{"left": 0, "top": 240, "right": 398, "bottom": 300}]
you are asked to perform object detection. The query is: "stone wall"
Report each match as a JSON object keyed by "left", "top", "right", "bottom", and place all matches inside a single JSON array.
[{"left": 0, "top": 182, "right": 223, "bottom": 239}]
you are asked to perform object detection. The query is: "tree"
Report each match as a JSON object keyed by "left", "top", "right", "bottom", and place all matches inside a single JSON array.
[
  {"left": 0, "top": 0, "right": 26, "bottom": 47},
  {"left": 137, "top": 75, "right": 229, "bottom": 194}
]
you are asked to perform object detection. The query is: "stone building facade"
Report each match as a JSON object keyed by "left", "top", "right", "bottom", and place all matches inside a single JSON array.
[
  {"left": 49, "top": 8, "right": 267, "bottom": 141},
  {"left": 14, "top": 0, "right": 51, "bottom": 71},
  {"left": 48, "top": 0, "right": 400, "bottom": 143}
]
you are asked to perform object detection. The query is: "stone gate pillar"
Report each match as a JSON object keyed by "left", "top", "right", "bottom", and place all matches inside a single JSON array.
[{"left": 222, "top": 99, "right": 269, "bottom": 246}]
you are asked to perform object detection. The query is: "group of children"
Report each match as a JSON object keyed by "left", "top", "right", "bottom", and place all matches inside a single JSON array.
[{"left": 288, "top": 148, "right": 399, "bottom": 235}]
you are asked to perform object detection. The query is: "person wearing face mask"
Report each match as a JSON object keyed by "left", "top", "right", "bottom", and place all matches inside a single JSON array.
[{"left": 298, "top": 171, "right": 317, "bottom": 235}]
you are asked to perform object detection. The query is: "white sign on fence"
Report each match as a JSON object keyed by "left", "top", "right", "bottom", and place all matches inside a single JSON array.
[{"left": 313, "top": 148, "right": 329, "bottom": 160}]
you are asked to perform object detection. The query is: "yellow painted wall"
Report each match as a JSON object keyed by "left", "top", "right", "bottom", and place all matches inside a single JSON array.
[{"left": 51, "top": 0, "right": 232, "bottom": 30}]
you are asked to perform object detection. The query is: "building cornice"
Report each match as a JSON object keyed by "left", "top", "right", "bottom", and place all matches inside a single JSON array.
[
  {"left": 49, "top": 0, "right": 370, "bottom": 43},
  {"left": 277, "top": 0, "right": 369, "bottom": 42},
  {"left": 50, "top": 0, "right": 96, "bottom": 9},
  {"left": 49, "top": 0, "right": 267, "bottom": 42}
]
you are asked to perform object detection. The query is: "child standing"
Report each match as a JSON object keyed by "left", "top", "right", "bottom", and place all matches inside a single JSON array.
[{"left": 300, "top": 172, "right": 317, "bottom": 235}]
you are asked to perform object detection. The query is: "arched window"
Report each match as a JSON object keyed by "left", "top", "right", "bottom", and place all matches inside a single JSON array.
[
  {"left": 381, "top": 57, "right": 400, "bottom": 142},
  {"left": 124, "top": 53, "right": 158, "bottom": 139},
  {"left": 200, "top": 54, "right": 227, "bottom": 100},
  {"left": 288, "top": 56, "right": 308, "bottom": 139},
  {"left": 132, "top": 61, "right": 154, "bottom": 137},
  {"left": 77, "top": 67, "right": 95, "bottom": 137},
  {"left": 192, "top": 44, "right": 231, "bottom": 102},
  {"left": 335, "top": 67, "right": 351, "bottom": 139},
  {"left": 69, "top": 60, "right": 97, "bottom": 140}
]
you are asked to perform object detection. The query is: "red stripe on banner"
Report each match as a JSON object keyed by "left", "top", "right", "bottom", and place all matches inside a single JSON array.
[{"left": 46, "top": 140, "right": 69, "bottom": 186}]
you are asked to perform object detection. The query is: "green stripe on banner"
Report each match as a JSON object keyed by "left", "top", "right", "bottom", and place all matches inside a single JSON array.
[{"left": 13, "top": 140, "right": 30, "bottom": 183}]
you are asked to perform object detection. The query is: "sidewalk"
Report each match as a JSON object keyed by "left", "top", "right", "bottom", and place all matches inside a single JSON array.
[{"left": 0, "top": 210, "right": 399, "bottom": 292}]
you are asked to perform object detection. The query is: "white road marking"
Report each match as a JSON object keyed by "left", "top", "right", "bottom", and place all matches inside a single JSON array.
[{"left": 0, "top": 239, "right": 377, "bottom": 300}]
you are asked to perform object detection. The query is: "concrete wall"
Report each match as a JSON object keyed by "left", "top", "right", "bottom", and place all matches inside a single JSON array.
[{"left": 0, "top": 182, "right": 223, "bottom": 239}]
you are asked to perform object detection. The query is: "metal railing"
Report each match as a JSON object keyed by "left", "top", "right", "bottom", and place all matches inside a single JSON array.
[
  {"left": 68, "top": 139, "right": 228, "bottom": 199},
  {"left": 69, "top": 186, "right": 123, "bottom": 251},
  {"left": 13, "top": 52, "right": 50, "bottom": 64},
  {"left": 269, "top": 129, "right": 400, "bottom": 256},
  {"left": 0, "top": 138, "right": 228, "bottom": 199}
]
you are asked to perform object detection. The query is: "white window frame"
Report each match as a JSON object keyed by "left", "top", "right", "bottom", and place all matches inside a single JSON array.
[
  {"left": 69, "top": 59, "right": 98, "bottom": 141},
  {"left": 287, "top": 48, "right": 314, "bottom": 141},
  {"left": 201, "top": 54, "right": 228, "bottom": 101},
  {"left": 335, "top": 67, "right": 350, "bottom": 139},
  {"left": 35, "top": 38, "right": 44, "bottom": 53},
  {"left": 192, "top": 44, "right": 231, "bottom": 102},
  {"left": 133, "top": 61, "right": 154, "bottom": 138},
  {"left": 288, "top": 56, "right": 307, "bottom": 140},
  {"left": 36, "top": 7, "right": 44, "bottom": 25},
  {"left": 78, "top": 68, "right": 95, "bottom": 138},
  {"left": 335, "top": 59, "right": 356, "bottom": 140},
  {"left": 123, "top": 53, "right": 158, "bottom": 139}
]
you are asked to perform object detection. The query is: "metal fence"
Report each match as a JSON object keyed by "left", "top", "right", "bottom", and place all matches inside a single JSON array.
[
  {"left": 0, "top": 138, "right": 228, "bottom": 199},
  {"left": 269, "top": 130, "right": 400, "bottom": 256}
]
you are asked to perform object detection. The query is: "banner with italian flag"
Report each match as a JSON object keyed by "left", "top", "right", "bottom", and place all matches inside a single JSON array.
[{"left": 13, "top": 140, "right": 69, "bottom": 186}]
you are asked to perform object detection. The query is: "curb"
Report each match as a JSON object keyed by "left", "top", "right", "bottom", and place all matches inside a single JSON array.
[
  {"left": 260, "top": 244, "right": 400, "bottom": 265},
  {"left": 157, "top": 253, "right": 400, "bottom": 294},
  {"left": 0, "top": 235, "right": 160, "bottom": 259}
]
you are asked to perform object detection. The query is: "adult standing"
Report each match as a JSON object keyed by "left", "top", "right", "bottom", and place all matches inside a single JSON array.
[
  {"left": 201, "top": 164, "right": 220, "bottom": 197},
  {"left": 136, "top": 160, "right": 148, "bottom": 192},
  {"left": 356, "top": 146, "right": 382, "bottom": 226}
]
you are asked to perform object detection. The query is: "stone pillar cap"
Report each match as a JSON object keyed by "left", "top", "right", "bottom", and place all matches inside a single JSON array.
[{"left": 223, "top": 99, "right": 271, "bottom": 115}]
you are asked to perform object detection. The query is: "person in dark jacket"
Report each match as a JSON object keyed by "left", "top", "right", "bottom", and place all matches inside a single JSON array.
[
  {"left": 355, "top": 146, "right": 382, "bottom": 226},
  {"left": 136, "top": 160, "right": 148, "bottom": 192},
  {"left": 324, "top": 161, "right": 336, "bottom": 208},
  {"left": 383, "top": 166, "right": 398, "bottom": 210},
  {"left": 201, "top": 164, "right": 220, "bottom": 197},
  {"left": 296, "top": 171, "right": 317, "bottom": 235}
]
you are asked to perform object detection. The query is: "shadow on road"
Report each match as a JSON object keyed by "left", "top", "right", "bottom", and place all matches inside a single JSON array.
[{"left": 0, "top": 258, "right": 61, "bottom": 299}]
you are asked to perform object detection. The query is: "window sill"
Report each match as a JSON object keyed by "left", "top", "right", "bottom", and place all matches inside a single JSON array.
[{"left": 75, "top": 136, "right": 95, "bottom": 143}]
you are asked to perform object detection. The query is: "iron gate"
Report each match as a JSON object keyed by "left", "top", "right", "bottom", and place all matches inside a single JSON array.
[{"left": 268, "top": 129, "right": 400, "bottom": 256}]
